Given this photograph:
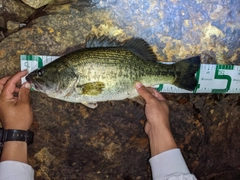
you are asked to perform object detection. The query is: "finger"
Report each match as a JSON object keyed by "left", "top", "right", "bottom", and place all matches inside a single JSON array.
[
  {"left": 146, "top": 87, "right": 156, "bottom": 95},
  {"left": 0, "top": 76, "right": 11, "bottom": 85},
  {"left": 0, "top": 84, "right": 3, "bottom": 93},
  {"left": 0, "top": 78, "right": 21, "bottom": 95},
  {"left": 0, "top": 76, "right": 11, "bottom": 92},
  {"left": 18, "top": 82, "right": 31, "bottom": 104},
  {"left": 135, "top": 82, "right": 155, "bottom": 101},
  {"left": 14, "top": 87, "right": 20, "bottom": 93},
  {"left": 147, "top": 87, "right": 166, "bottom": 101},
  {"left": 1, "top": 70, "right": 28, "bottom": 98},
  {"left": 16, "top": 81, "right": 22, "bottom": 87}
]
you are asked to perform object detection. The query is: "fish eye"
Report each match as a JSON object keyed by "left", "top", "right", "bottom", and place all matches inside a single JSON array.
[{"left": 37, "top": 69, "right": 44, "bottom": 76}]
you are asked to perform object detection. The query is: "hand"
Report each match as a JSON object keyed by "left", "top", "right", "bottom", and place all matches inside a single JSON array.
[
  {"left": 135, "top": 82, "right": 170, "bottom": 135},
  {"left": 135, "top": 82, "right": 177, "bottom": 156},
  {"left": 0, "top": 70, "right": 33, "bottom": 130}
]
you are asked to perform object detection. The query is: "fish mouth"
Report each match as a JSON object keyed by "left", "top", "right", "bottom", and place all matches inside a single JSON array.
[
  {"left": 25, "top": 75, "right": 43, "bottom": 91},
  {"left": 25, "top": 74, "right": 33, "bottom": 83}
]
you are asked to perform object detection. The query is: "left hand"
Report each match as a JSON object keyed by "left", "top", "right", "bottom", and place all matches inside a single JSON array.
[{"left": 0, "top": 70, "right": 33, "bottom": 130}]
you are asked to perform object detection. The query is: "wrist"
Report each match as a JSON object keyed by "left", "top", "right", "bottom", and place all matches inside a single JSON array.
[
  {"left": 0, "top": 128, "right": 34, "bottom": 163},
  {"left": 3, "top": 127, "right": 29, "bottom": 131},
  {"left": 147, "top": 127, "right": 177, "bottom": 157},
  {"left": 1, "top": 117, "right": 33, "bottom": 131},
  {"left": 1, "top": 141, "right": 28, "bottom": 163},
  {"left": 0, "top": 128, "right": 34, "bottom": 147},
  {"left": 146, "top": 121, "right": 170, "bottom": 138},
  {"left": 2, "top": 123, "right": 31, "bottom": 131}
]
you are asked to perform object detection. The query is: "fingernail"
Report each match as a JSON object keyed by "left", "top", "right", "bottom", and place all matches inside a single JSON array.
[
  {"left": 23, "top": 69, "right": 29, "bottom": 73},
  {"left": 24, "top": 82, "right": 30, "bottom": 89},
  {"left": 135, "top": 82, "right": 143, "bottom": 89}
]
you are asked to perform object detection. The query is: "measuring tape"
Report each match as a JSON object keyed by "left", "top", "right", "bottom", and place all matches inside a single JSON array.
[{"left": 20, "top": 55, "right": 240, "bottom": 94}]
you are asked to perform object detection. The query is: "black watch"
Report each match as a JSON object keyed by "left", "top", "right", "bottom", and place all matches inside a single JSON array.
[{"left": 0, "top": 128, "right": 34, "bottom": 146}]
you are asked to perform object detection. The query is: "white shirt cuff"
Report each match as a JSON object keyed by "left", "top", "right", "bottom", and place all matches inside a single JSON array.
[
  {"left": 0, "top": 160, "right": 34, "bottom": 180},
  {"left": 149, "top": 148, "right": 192, "bottom": 179}
]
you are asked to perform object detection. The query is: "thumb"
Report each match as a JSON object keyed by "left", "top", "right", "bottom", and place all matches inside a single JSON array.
[
  {"left": 18, "top": 82, "right": 31, "bottom": 104},
  {"left": 135, "top": 82, "right": 153, "bottom": 101}
]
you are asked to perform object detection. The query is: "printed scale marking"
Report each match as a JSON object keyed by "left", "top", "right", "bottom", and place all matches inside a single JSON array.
[{"left": 20, "top": 55, "right": 240, "bottom": 94}]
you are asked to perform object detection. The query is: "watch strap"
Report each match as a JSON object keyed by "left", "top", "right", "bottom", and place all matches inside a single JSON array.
[{"left": 0, "top": 128, "right": 34, "bottom": 146}]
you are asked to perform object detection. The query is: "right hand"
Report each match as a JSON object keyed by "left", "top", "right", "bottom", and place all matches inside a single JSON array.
[
  {"left": 135, "top": 82, "right": 170, "bottom": 136},
  {"left": 0, "top": 70, "right": 33, "bottom": 130},
  {"left": 135, "top": 82, "right": 177, "bottom": 156}
]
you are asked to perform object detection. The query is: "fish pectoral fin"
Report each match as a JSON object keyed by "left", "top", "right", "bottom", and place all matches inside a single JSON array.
[
  {"left": 131, "top": 95, "right": 146, "bottom": 106},
  {"left": 81, "top": 102, "right": 98, "bottom": 109},
  {"left": 76, "top": 82, "right": 105, "bottom": 95}
]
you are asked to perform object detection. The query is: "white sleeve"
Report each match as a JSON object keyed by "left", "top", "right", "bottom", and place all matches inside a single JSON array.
[
  {"left": 0, "top": 161, "right": 34, "bottom": 180},
  {"left": 149, "top": 148, "right": 197, "bottom": 180}
]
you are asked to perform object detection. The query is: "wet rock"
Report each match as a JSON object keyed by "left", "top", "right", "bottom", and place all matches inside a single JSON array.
[
  {"left": 0, "top": 31, "right": 4, "bottom": 41},
  {"left": 21, "top": 0, "right": 52, "bottom": 9},
  {"left": 34, "top": 147, "right": 56, "bottom": 166},
  {"left": 6, "top": 20, "right": 19, "bottom": 30},
  {"left": 0, "top": 0, "right": 240, "bottom": 180},
  {"left": 2, "top": 0, "right": 34, "bottom": 22},
  {"left": 0, "top": 16, "right": 4, "bottom": 28}
]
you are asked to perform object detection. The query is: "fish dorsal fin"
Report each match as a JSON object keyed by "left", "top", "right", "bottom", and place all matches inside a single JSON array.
[
  {"left": 122, "top": 38, "right": 158, "bottom": 62},
  {"left": 86, "top": 36, "right": 158, "bottom": 62},
  {"left": 86, "top": 36, "right": 121, "bottom": 48}
]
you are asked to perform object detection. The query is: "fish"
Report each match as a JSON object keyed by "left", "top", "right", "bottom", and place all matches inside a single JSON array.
[{"left": 26, "top": 36, "right": 200, "bottom": 108}]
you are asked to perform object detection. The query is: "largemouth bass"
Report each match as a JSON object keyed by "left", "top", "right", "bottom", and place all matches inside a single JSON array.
[{"left": 26, "top": 37, "right": 200, "bottom": 108}]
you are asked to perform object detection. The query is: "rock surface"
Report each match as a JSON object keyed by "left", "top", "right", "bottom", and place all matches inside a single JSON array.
[
  {"left": 0, "top": 0, "right": 240, "bottom": 179},
  {"left": 22, "top": 0, "right": 53, "bottom": 9}
]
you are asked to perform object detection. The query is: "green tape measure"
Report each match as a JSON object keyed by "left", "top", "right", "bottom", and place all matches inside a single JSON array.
[
  {"left": 20, "top": 55, "right": 240, "bottom": 94},
  {"left": 155, "top": 64, "right": 240, "bottom": 93}
]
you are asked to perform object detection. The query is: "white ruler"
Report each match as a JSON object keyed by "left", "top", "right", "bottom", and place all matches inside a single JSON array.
[{"left": 20, "top": 55, "right": 240, "bottom": 94}]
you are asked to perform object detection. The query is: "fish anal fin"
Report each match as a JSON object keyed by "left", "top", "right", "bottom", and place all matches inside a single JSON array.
[
  {"left": 77, "top": 82, "right": 105, "bottom": 95},
  {"left": 131, "top": 95, "right": 146, "bottom": 106},
  {"left": 81, "top": 102, "right": 98, "bottom": 109}
]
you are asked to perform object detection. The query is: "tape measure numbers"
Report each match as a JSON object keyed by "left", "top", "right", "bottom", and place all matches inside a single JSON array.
[
  {"left": 195, "top": 64, "right": 240, "bottom": 93},
  {"left": 20, "top": 55, "right": 240, "bottom": 94}
]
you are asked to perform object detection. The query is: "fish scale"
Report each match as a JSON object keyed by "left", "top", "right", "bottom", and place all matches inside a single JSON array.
[{"left": 68, "top": 48, "right": 175, "bottom": 85}]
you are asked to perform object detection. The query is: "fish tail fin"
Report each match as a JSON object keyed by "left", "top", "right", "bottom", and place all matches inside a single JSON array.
[{"left": 173, "top": 56, "right": 201, "bottom": 91}]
